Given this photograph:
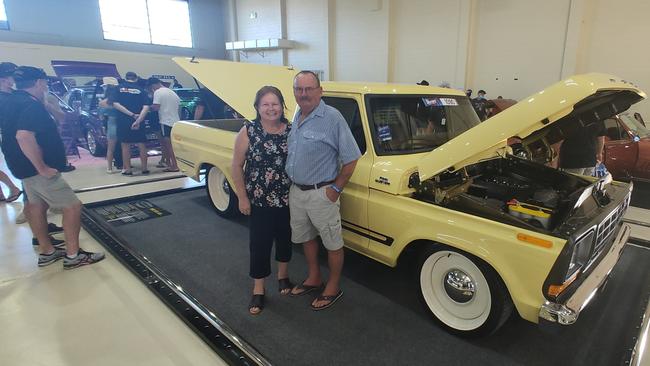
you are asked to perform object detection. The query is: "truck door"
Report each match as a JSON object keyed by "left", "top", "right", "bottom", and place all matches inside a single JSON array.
[
  {"left": 603, "top": 118, "right": 638, "bottom": 179},
  {"left": 322, "top": 96, "right": 371, "bottom": 250}
]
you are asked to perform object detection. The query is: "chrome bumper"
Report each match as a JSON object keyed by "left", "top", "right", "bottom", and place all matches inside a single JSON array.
[{"left": 539, "top": 223, "right": 631, "bottom": 325}]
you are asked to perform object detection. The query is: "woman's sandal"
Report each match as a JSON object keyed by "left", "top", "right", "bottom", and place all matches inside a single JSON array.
[
  {"left": 249, "top": 294, "right": 265, "bottom": 315},
  {"left": 278, "top": 278, "right": 294, "bottom": 295}
]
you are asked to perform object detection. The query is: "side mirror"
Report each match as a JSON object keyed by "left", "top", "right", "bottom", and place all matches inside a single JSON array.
[{"left": 633, "top": 135, "right": 641, "bottom": 142}]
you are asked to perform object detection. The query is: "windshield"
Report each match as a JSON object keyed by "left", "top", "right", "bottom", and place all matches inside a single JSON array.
[
  {"left": 366, "top": 95, "right": 480, "bottom": 155},
  {"left": 619, "top": 113, "right": 650, "bottom": 138}
]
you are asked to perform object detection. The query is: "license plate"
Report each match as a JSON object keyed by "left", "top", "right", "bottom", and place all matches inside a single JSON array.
[{"left": 146, "top": 133, "right": 158, "bottom": 140}]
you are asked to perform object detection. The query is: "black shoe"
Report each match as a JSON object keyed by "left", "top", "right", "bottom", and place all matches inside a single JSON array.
[
  {"left": 61, "top": 164, "right": 76, "bottom": 173},
  {"left": 47, "top": 222, "right": 63, "bottom": 234},
  {"left": 32, "top": 236, "right": 66, "bottom": 249}
]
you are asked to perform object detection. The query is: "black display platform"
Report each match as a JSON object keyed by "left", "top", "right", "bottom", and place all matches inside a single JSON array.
[{"left": 81, "top": 188, "right": 650, "bottom": 366}]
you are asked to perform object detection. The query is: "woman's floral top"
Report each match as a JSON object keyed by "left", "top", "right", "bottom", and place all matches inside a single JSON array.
[{"left": 244, "top": 120, "right": 291, "bottom": 207}]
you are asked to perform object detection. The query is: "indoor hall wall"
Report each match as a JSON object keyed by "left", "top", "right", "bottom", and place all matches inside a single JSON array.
[
  {"left": 0, "top": 0, "right": 225, "bottom": 59},
  {"left": 388, "top": 0, "right": 469, "bottom": 88},
  {"left": 286, "top": 0, "right": 329, "bottom": 80},
  {"left": 467, "top": 0, "right": 571, "bottom": 101},
  {"left": 575, "top": 0, "right": 650, "bottom": 117},
  {"left": 0, "top": 41, "right": 196, "bottom": 87},
  {"left": 232, "top": 0, "right": 283, "bottom": 65},
  {"left": 331, "top": 0, "right": 389, "bottom": 82}
]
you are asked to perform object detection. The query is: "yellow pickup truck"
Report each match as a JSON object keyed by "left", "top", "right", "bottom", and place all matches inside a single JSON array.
[{"left": 171, "top": 58, "right": 644, "bottom": 336}]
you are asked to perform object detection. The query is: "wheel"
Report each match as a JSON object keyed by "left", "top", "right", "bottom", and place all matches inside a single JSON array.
[
  {"left": 418, "top": 245, "right": 513, "bottom": 337},
  {"left": 206, "top": 166, "right": 238, "bottom": 217},
  {"left": 86, "top": 130, "right": 106, "bottom": 157}
]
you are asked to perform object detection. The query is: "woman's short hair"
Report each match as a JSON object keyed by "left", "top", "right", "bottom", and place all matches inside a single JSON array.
[{"left": 253, "top": 85, "right": 289, "bottom": 123}]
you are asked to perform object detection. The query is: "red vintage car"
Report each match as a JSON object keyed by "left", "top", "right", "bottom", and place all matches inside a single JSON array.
[{"left": 603, "top": 112, "right": 650, "bottom": 181}]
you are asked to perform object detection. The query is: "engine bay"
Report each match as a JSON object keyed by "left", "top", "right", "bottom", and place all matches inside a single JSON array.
[{"left": 415, "top": 156, "right": 593, "bottom": 233}]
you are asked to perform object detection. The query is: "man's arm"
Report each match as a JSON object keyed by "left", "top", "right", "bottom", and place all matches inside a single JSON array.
[
  {"left": 596, "top": 136, "right": 605, "bottom": 162},
  {"left": 16, "top": 130, "right": 57, "bottom": 178},
  {"left": 44, "top": 95, "right": 65, "bottom": 125},
  {"left": 150, "top": 103, "right": 161, "bottom": 112},
  {"left": 325, "top": 160, "right": 358, "bottom": 202},
  {"left": 132, "top": 105, "right": 150, "bottom": 128},
  {"left": 113, "top": 102, "right": 137, "bottom": 118}
]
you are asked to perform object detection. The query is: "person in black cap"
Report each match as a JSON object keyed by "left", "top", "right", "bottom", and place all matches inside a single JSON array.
[
  {"left": 1, "top": 66, "right": 104, "bottom": 268},
  {"left": 114, "top": 71, "right": 150, "bottom": 175},
  {"left": 0, "top": 62, "right": 23, "bottom": 203}
]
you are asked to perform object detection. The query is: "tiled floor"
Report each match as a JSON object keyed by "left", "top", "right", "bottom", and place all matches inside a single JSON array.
[{"left": 0, "top": 151, "right": 225, "bottom": 366}]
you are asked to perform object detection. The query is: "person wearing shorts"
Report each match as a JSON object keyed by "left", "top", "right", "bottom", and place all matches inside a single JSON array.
[
  {"left": 114, "top": 72, "right": 150, "bottom": 176},
  {"left": 147, "top": 77, "right": 180, "bottom": 172},
  {"left": 0, "top": 66, "right": 104, "bottom": 269},
  {"left": 286, "top": 71, "right": 361, "bottom": 310}
]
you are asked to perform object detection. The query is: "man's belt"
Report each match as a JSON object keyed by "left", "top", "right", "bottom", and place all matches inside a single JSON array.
[{"left": 294, "top": 181, "right": 333, "bottom": 191}]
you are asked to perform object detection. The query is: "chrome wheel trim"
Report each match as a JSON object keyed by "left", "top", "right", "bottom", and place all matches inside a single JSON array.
[
  {"left": 86, "top": 131, "right": 97, "bottom": 155},
  {"left": 207, "top": 167, "right": 230, "bottom": 212},
  {"left": 420, "top": 250, "right": 491, "bottom": 331}
]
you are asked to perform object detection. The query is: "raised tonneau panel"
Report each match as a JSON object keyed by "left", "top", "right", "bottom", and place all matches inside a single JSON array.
[{"left": 187, "top": 118, "right": 248, "bottom": 133}]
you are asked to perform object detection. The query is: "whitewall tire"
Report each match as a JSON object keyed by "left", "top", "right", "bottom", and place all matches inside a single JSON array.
[
  {"left": 206, "top": 166, "right": 238, "bottom": 217},
  {"left": 418, "top": 246, "right": 513, "bottom": 337}
]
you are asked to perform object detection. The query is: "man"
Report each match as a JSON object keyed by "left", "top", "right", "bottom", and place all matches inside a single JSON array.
[
  {"left": 0, "top": 62, "right": 22, "bottom": 203},
  {"left": 115, "top": 72, "right": 150, "bottom": 175},
  {"left": 1, "top": 63, "right": 65, "bottom": 247},
  {"left": 1, "top": 66, "right": 104, "bottom": 268},
  {"left": 286, "top": 71, "right": 361, "bottom": 310},
  {"left": 559, "top": 121, "right": 606, "bottom": 176},
  {"left": 147, "top": 77, "right": 180, "bottom": 172}
]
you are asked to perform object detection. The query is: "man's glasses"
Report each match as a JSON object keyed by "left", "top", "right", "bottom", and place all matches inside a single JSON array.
[{"left": 293, "top": 86, "right": 318, "bottom": 94}]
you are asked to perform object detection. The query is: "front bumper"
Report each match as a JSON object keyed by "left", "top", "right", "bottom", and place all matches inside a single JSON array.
[{"left": 539, "top": 223, "right": 631, "bottom": 325}]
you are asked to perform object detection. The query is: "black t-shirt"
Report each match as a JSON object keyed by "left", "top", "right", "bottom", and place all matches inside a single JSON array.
[
  {"left": 0, "top": 90, "right": 13, "bottom": 132},
  {"left": 559, "top": 121, "right": 606, "bottom": 169},
  {"left": 0, "top": 90, "right": 67, "bottom": 179},
  {"left": 115, "top": 81, "right": 148, "bottom": 122}
]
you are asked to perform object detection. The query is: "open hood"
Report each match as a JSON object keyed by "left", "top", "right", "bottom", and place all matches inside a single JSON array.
[
  {"left": 51, "top": 60, "right": 121, "bottom": 78},
  {"left": 417, "top": 73, "right": 646, "bottom": 181},
  {"left": 173, "top": 57, "right": 298, "bottom": 121}
]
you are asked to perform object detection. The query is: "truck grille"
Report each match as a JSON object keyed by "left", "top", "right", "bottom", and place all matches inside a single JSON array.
[{"left": 593, "top": 192, "right": 631, "bottom": 256}]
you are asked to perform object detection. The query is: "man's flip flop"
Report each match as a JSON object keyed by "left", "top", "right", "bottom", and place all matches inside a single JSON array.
[
  {"left": 6, "top": 191, "right": 23, "bottom": 203},
  {"left": 311, "top": 290, "right": 344, "bottom": 311},
  {"left": 290, "top": 282, "right": 323, "bottom": 297}
]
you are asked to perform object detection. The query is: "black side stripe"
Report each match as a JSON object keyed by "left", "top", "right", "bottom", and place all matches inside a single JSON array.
[
  {"left": 176, "top": 157, "right": 195, "bottom": 168},
  {"left": 342, "top": 220, "right": 394, "bottom": 246}
]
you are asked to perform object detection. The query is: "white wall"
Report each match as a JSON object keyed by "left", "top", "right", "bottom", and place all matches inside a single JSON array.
[
  {"left": 332, "top": 0, "right": 389, "bottom": 82},
  {"left": 467, "top": 0, "right": 571, "bottom": 100},
  {"left": 286, "top": 0, "right": 329, "bottom": 79},
  {"left": 234, "top": 0, "right": 283, "bottom": 65},
  {"left": 389, "top": 0, "right": 468, "bottom": 88}
]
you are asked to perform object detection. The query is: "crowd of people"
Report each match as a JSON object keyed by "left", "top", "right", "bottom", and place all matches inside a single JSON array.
[{"left": 97, "top": 72, "right": 182, "bottom": 175}]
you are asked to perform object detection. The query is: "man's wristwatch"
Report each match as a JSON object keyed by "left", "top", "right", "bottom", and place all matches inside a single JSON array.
[{"left": 330, "top": 184, "right": 343, "bottom": 194}]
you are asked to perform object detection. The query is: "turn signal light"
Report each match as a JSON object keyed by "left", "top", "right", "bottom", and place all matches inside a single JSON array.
[
  {"left": 517, "top": 233, "right": 553, "bottom": 248},
  {"left": 548, "top": 272, "right": 578, "bottom": 297}
]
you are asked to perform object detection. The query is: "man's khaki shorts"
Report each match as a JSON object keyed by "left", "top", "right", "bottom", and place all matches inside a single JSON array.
[
  {"left": 289, "top": 184, "right": 344, "bottom": 251},
  {"left": 23, "top": 173, "right": 81, "bottom": 209}
]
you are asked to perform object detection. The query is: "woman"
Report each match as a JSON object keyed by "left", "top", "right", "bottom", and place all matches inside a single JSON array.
[
  {"left": 99, "top": 84, "right": 119, "bottom": 173},
  {"left": 231, "top": 86, "right": 293, "bottom": 315}
]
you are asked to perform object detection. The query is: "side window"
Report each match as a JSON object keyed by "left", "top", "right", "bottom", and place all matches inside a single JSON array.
[
  {"left": 322, "top": 97, "right": 366, "bottom": 154},
  {"left": 603, "top": 118, "right": 626, "bottom": 140}
]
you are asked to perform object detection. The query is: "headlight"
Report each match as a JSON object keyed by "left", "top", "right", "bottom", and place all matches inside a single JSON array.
[{"left": 566, "top": 230, "right": 595, "bottom": 280}]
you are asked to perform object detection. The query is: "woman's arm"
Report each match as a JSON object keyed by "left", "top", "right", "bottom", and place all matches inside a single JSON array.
[{"left": 231, "top": 126, "right": 251, "bottom": 215}]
